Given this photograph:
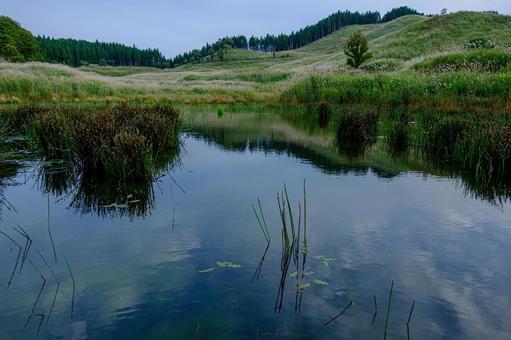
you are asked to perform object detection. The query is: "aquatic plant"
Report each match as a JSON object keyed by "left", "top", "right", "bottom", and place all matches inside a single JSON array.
[
  {"left": 384, "top": 111, "right": 410, "bottom": 153},
  {"left": 336, "top": 110, "right": 378, "bottom": 151},
  {"left": 384, "top": 280, "right": 395, "bottom": 339},
  {"left": 252, "top": 197, "right": 271, "bottom": 244},
  {"left": 318, "top": 102, "right": 332, "bottom": 128},
  {"left": 3, "top": 102, "right": 181, "bottom": 180}
]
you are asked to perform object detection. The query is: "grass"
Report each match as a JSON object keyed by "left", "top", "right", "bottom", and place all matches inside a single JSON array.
[
  {"left": 80, "top": 65, "right": 161, "bottom": 77},
  {"left": 414, "top": 49, "right": 511, "bottom": 73}
]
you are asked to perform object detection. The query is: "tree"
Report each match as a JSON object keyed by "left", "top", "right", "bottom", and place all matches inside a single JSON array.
[
  {"left": 0, "top": 16, "right": 40, "bottom": 61},
  {"left": 344, "top": 31, "right": 372, "bottom": 68}
]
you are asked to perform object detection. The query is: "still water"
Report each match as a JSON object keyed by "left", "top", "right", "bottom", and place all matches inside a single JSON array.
[{"left": 1, "top": 110, "right": 511, "bottom": 339}]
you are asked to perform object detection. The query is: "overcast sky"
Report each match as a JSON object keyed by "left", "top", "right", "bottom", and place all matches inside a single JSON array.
[{"left": 2, "top": 0, "right": 510, "bottom": 57}]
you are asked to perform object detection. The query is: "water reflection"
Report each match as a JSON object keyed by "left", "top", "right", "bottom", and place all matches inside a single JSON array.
[
  {"left": 184, "top": 109, "right": 511, "bottom": 205},
  {"left": 34, "top": 146, "right": 182, "bottom": 218}
]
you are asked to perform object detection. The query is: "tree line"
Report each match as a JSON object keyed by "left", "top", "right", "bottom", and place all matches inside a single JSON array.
[{"left": 37, "top": 36, "right": 172, "bottom": 68}]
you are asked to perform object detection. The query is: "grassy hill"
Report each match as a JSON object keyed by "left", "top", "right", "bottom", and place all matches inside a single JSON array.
[{"left": 1, "top": 11, "right": 510, "bottom": 104}]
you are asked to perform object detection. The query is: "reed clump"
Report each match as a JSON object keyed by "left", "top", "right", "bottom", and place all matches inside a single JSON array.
[
  {"left": 336, "top": 110, "right": 378, "bottom": 150},
  {"left": 417, "top": 111, "right": 511, "bottom": 181},
  {"left": 1, "top": 102, "right": 181, "bottom": 180},
  {"left": 384, "top": 113, "right": 410, "bottom": 153},
  {"left": 418, "top": 112, "right": 471, "bottom": 160},
  {"left": 318, "top": 102, "right": 333, "bottom": 128}
]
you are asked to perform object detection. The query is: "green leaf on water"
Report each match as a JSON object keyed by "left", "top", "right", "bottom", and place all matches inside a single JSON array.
[
  {"left": 217, "top": 261, "right": 242, "bottom": 269},
  {"left": 289, "top": 271, "right": 299, "bottom": 278},
  {"left": 313, "top": 279, "right": 329, "bottom": 286},
  {"left": 298, "top": 282, "right": 311, "bottom": 290},
  {"left": 312, "top": 255, "right": 336, "bottom": 267},
  {"left": 304, "top": 271, "right": 314, "bottom": 276},
  {"left": 198, "top": 267, "right": 215, "bottom": 273}
]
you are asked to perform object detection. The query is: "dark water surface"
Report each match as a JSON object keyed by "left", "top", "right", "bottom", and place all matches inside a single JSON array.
[{"left": 1, "top": 110, "right": 511, "bottom": 339}]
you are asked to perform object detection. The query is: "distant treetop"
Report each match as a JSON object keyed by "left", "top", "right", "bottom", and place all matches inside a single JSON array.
[{"left": 381, "top": 6, "right": 424, "bottom": 23}]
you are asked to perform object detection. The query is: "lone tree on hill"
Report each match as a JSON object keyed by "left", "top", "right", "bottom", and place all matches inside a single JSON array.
[{"left": 344, "top": 31, "right": 372, "bottom": 69}]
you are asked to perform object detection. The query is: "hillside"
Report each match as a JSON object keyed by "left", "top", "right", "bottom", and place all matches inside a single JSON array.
[{"left": 1, "top": 11, "right": 510, "bottom": 104}]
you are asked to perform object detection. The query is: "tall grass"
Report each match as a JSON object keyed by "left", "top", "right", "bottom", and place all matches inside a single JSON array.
[
  {"left": 283, "top": 72, "right": 511, "bottom": 110},
  {"left": 414, "top": 49, "right": 511, "bottom": 73}
]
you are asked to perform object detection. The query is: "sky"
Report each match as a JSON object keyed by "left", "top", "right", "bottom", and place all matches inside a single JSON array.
[{"left": 2, "top": 0, "right": 510, "bottom": 58}]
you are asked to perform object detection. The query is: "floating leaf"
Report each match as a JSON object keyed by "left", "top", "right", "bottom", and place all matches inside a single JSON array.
[
  {"left": 198, "top": 267, "right": 215, "bottom": 273},
  {"left": 289, "top": 271, "right": 298, "bottom": 278},
  {"left": 313, "top": 279, "right": 329, "bottom": 286},
  {"left": 312, "top": 255, "right": 336, "bottom": 267},
  {"left": 304, "top": 271, "right": 314, "bottom": 276},
  {"left": 217, "top": 261, "right": 242, "bottom": 269},
  {"left": 298, "top": 282, "right": 311, "bottom": 290}
]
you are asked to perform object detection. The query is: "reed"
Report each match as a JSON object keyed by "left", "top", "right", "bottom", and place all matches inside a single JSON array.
[
  {"left": 36, "top": 249, "right": 60, "bottom": 326},
  {"left": 0, "top": 229, "right": 22, "bottom": 288},
  {"left": 65, "top": 256, "right": 76, "bottom": 318},
  {"left": 406, "top": 301, "right": 416, "bottom": 340},
  {"left": 252, "top": 197, "right": 271, "bottom": 244},
  {"left": 384, "top": 280, "right": 395, "bottom": 340}
]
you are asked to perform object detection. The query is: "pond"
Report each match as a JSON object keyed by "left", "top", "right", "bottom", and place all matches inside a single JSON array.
[{"left": 1, "top": 109, "right": 511, "bottom": 339}]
